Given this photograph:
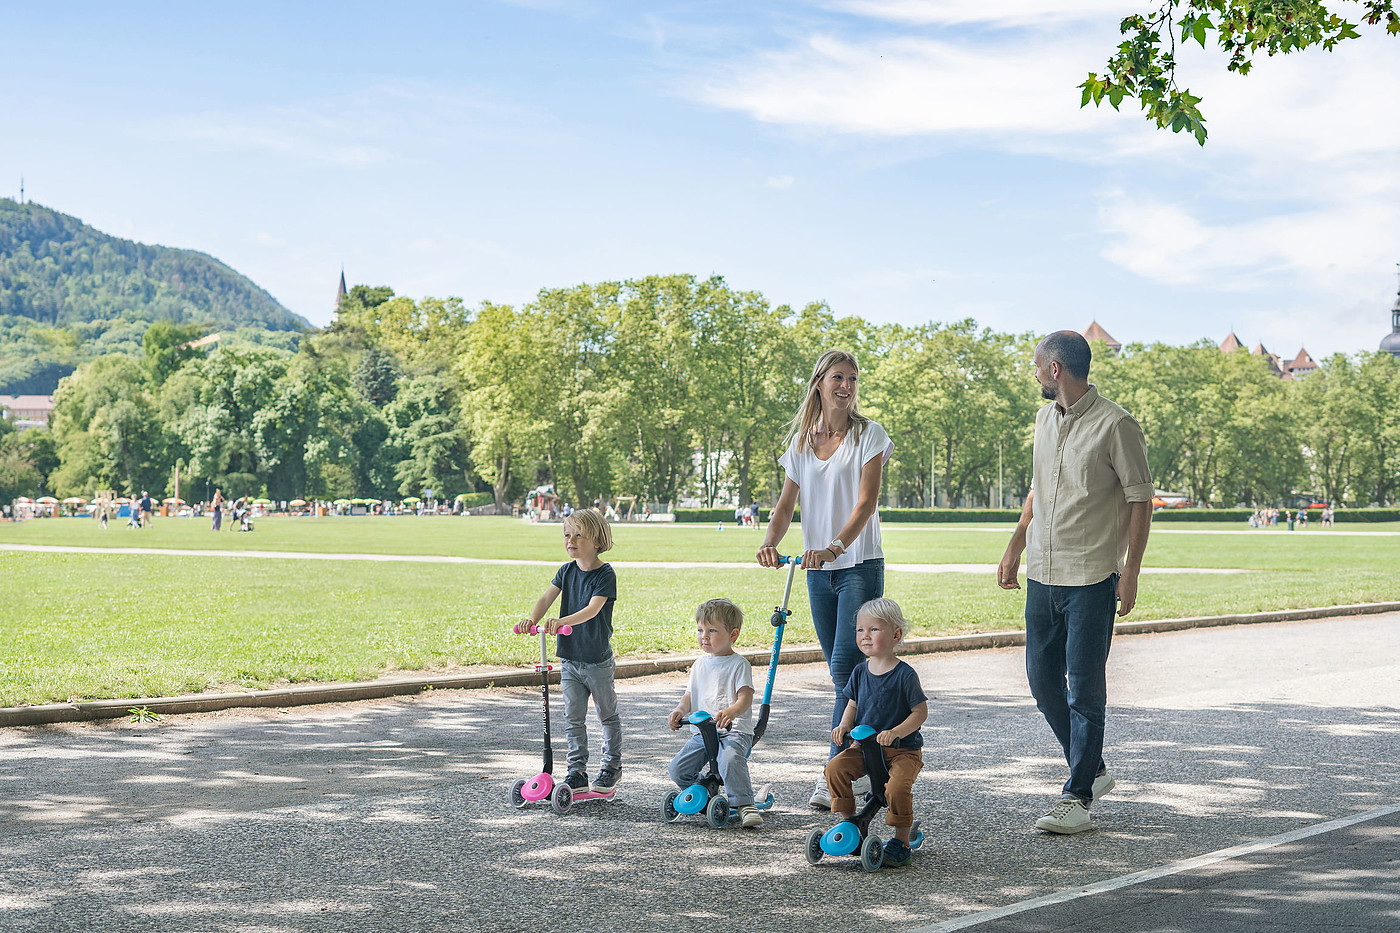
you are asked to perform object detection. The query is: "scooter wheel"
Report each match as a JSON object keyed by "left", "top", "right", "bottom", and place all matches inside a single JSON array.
[
  {"left": 509, "top": 778, "right": 528, "bottom": 809},
  {"left": 705, "top": 795, "right": 730, "bottom": 829},
  {"left": 860, "top": 834, "right": 884, "bottom": 872},
  {"left": 661, "top": 790, "right": 682, "bottom": 823},
  {"left": 550, "top": 782, "right": 574, "bottom": 815},
  {"left": 804, "top": 827, "right": 825, "bottom": 865}
]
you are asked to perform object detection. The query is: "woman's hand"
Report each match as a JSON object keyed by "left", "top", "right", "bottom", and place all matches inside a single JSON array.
[
  {"left": 757, "top": 545, "right": 780, "bottom": 568},
  {"left": 802, "top": 548, "right": 833, "bottom": 570}
]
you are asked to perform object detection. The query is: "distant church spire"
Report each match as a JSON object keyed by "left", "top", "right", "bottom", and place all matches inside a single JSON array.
[{"left": 336, "top": 268, "right": 347, "bottom": 310}]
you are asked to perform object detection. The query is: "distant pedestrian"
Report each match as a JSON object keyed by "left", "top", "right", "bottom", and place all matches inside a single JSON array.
[
  {"left": 211, "top": 488, "right": 224, "bottom": 532},
  {"left": 997, "top": 330, "right": 1153, "bottom": 835},
  {"left": 139, "top": 491, "right": 153, "bottom": 527}
]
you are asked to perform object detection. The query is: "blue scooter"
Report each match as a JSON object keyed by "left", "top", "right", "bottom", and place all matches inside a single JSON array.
[
  {"left": 660, "top": 554, "right": 801, "bottom": 827},
  {"left": 805, "top": 725, "right": 925, "bottom": 872}
]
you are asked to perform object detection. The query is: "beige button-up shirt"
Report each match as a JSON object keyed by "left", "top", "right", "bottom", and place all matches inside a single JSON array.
[{"left": 1025, "top": 385, "right": 1152, "bottom": 586}]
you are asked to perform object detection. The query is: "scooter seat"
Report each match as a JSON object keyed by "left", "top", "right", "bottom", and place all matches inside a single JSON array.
[{"left": 850, "top": 724, "right": 877, "bottom": 741}]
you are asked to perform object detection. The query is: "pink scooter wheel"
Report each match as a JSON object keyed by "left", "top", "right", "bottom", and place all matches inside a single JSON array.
[{"left": 520, "top": 771, "right": 555, "bottom": 802}]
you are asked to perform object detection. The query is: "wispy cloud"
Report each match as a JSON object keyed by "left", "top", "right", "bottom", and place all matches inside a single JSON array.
[
  {"left": 824, "top": 0, "right": 1138, "bottom": 27},
  {"left": 766, "top": 174, "right": 796, "bottom": 188}
]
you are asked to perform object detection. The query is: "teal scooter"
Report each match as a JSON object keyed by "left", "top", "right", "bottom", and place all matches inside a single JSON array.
[{"left": 805, "top": 725, "right": 925, "bottom": 871}]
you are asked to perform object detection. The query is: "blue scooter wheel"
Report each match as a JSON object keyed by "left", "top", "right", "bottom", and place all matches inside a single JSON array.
[
  {"left": 661, "top": 791, "right": 682, "bottom": 823},
  {"left": 705, "top": 795, "right": 730, "bottom": 829},
  {"left": 805, "top": 827, "right": 824, "bottom": 864},
  {"left": 860, "top": 834, "right": 884, "bottom": 873},
  {"left": 509, "top": 778, "right": 528, "bottom": 809}
]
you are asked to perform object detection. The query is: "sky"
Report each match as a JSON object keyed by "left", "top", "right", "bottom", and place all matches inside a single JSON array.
[{"left": 2, "top": 0, "right": 1398, "bottom": 356}]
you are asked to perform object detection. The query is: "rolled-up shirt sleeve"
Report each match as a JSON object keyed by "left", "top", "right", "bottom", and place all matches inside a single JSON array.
[{"left": 1111, "top": 415, "right": 1153, "bottom": 502}]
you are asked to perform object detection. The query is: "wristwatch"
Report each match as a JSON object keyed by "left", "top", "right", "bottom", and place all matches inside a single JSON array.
[{"left": 828, "top": 538, "right": 845, "bottom": 555}]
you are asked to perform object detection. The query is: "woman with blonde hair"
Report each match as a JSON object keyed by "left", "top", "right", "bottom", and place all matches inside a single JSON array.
[{"left": 757, "top": 348, "right": 893, "bottom": 809}]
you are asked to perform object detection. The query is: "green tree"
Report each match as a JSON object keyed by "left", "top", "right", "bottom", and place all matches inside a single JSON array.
[
  {"left": 48, "top": 355, "right": 164, "bottom": 496},
  {"left": 1082, "top": 1, "right": 1398, "bottom": 145},
  {"left": 385, "top": 374, "right": 475, "bottom": 499},
  {"left": 142, "top": 321, "right": 207, "bottom": 386}
]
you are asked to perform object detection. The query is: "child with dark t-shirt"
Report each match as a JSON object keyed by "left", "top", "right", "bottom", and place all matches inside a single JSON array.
[
  {"left": 519, "top": 508, "right": 622, "bottom": 793},
  {"left": 826, "top": 597, "right": 929, "bottom": 868}
]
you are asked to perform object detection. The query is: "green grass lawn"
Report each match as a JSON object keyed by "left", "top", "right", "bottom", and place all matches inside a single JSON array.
[{"left": 1, "top": 516, "right": 1396, "bottom": 706}]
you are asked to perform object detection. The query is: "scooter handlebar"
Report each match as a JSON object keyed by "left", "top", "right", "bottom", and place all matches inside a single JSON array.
[{"left": 513, "top": 622, "right": 573, "bottom": 636}]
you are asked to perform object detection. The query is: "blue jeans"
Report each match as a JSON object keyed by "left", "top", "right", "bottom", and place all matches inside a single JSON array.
[
  {"left": 560, "top": 657, "right": 621, "bottom": 774},
  {"left": 668, "top": 729, "right": 755, "bottom": 807},
  {"left": 1025, "top": 574, "right": 1117, "bottom": 806},
  {"left": 807, "top": 558, "right": 884, "bottom": 758}
]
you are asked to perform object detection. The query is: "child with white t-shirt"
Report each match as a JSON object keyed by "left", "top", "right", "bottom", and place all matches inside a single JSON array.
[{"left": 666, "top": 598, "right": 762, "bottom": 828}]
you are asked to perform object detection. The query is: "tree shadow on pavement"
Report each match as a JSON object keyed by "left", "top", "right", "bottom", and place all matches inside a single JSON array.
[{"left": 1, "top": 677, "right": 1397, "bottom": 933}]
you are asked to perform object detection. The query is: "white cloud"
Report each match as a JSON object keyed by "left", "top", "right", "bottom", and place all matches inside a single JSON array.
[
  {"left": 695, "top": 32, "right": 1142, "bottom": 140},
  {"left": 766, "top": 174, "right": 796, "bottom": 188}
]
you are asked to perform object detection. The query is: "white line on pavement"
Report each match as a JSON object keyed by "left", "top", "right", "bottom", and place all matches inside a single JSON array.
[
  {"left": 908, "top": 802, "right": 1400, "bottom": 933},
  {"left": 0, "top": 544, "right": 1248, "bottom": 573}
]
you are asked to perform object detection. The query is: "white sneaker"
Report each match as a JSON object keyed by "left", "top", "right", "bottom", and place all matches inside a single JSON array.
[
  {"left": 808, "top": 777, "right": 831, "bottom": 810},
  {"left": 1092, "top": 770, "right": 1116, "bottom": 801},
  {"left": 1035, "top": 798, "right": 1093, "bottom": 834},
  {"left": 739, "top": 805, "right": 763, "bottom": 828},
  {"left": 852, "top": 775, "right": 872, "bottom": 797}
]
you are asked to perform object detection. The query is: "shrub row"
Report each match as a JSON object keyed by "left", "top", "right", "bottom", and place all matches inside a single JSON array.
[{"left": 456, "top": 491, "right": 494, "bottom": 508}]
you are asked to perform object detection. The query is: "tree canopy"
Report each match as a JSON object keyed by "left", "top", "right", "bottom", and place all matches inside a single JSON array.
[{"left": 1082, "top": 1, "right": 1399, "bottom": 144}]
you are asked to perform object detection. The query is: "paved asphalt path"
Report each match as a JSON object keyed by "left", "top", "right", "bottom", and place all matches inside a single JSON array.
[{"left": 2, "top": 613, "right": 1397, "bottom": 933}]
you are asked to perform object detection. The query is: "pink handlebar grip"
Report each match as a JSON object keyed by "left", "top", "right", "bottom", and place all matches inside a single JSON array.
[{"left": 513, "top": 622, "right": 573, "bottom": 636}]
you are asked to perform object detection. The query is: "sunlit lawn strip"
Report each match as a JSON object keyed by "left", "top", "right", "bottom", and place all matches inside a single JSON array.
[
  {"left": 1, "top": 549, "right": 1394, "bottom": 707},
  {"left": 2, "top": 515, "right": 1396, "bottom": 569}
]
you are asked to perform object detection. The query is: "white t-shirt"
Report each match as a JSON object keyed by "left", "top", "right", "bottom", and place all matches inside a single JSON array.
[
  {"left": 778, "top": 419, "right": 893, "bottom": 571},
  {"left": 687, "top": 652, "right": 756, "bottom": 735}
]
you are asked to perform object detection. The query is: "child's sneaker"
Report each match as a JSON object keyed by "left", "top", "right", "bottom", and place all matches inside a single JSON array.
[
  {"left": 592, "top": 766, "right": 621, "bottom": 793},
  {"left": 564, "top": 771, "right": 589, "bottom": 790},
  {"left": 882, "top": 837, "right": 913, "bottom": 868},
  {"left": 739, "top": 806, "right": 763, "bottom": 829}
]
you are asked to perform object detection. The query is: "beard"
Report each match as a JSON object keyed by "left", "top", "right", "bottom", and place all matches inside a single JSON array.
[{"left": 1039, "top": 380, "right": 1058, "bottom": 401}]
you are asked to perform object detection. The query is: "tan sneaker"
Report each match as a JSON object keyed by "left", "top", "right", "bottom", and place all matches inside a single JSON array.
[{"left": 739, "top": 806, "right": 763, "bottom": 829}]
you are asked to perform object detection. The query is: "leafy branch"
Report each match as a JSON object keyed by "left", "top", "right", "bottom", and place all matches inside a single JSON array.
[{"left": 1081, "top": 1, "right": 1398, "bottom": 145}]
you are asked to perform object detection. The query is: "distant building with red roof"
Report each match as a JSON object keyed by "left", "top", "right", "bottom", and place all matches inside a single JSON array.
[
  {"left": 1081, "top": 321, "right": 1122, "bottom": 353},
  {"left": 0, "top": 395, "right": 55, "bottom": 429}
]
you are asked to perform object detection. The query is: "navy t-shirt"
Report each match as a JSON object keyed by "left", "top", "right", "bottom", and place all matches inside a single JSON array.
[
  {"left": 841, "top": 659, "right": 928, "bottom": 750},
  {"left": 551, "top": 561, "right": 618, "bottom": 663}
]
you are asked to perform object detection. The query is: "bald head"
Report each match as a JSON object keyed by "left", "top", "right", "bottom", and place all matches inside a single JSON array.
[{"left": 1036, "top": 331, "right": 1092, "bottom": 381}]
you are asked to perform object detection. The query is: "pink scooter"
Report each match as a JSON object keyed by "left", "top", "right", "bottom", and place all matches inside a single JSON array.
[{"left": 508, "top": 622, "right": 618, "bottom": 815}]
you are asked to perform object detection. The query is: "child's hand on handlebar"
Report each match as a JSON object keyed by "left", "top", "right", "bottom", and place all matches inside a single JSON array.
[
  {"left": 541, "top": 618, "right": 564, "bottom": 635},
  {"left": 831, "top": 724, "right": 849, "bottom": 746},
  {"left": 714, "top": 708, "right": 735, "bottom": 730},
  {"left": 667, "top": 709, "right": 685, "bottom": 731},
  {"left": 876, "top": 730, "right": 900, "bottom": 746}
]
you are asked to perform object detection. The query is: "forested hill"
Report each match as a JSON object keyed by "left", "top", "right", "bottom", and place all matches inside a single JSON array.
[{"left": 0, "top": 199, "right": 308, "bottom": 331}]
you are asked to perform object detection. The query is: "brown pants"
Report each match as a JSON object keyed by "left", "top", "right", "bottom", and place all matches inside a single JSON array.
[{"left": 825, "top": 744, "right": 923, "bottom": 828}]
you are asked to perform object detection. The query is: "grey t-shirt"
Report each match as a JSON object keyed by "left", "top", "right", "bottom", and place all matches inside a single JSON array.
[
  {"left": 841, "top": 659, "right": 928, "bottom": 750},
  {"left": 551, "top": 561, "right": 617, "bottom": 663}
]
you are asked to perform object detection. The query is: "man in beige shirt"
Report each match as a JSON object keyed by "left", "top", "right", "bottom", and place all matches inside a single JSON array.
[{"left": 998, "top": 330, "right": 1153, "bottom": 835}]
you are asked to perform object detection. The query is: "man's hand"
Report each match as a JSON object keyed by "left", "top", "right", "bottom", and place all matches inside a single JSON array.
[
  {"left": 1116, "top": 569, "right": 1139, "bottom": 617},
  {"left": 997, "top": 548, "right": 1022, "bottom": 590},
  {"left": 756, "top": 545, "right": 779, "bottom": 568}
]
